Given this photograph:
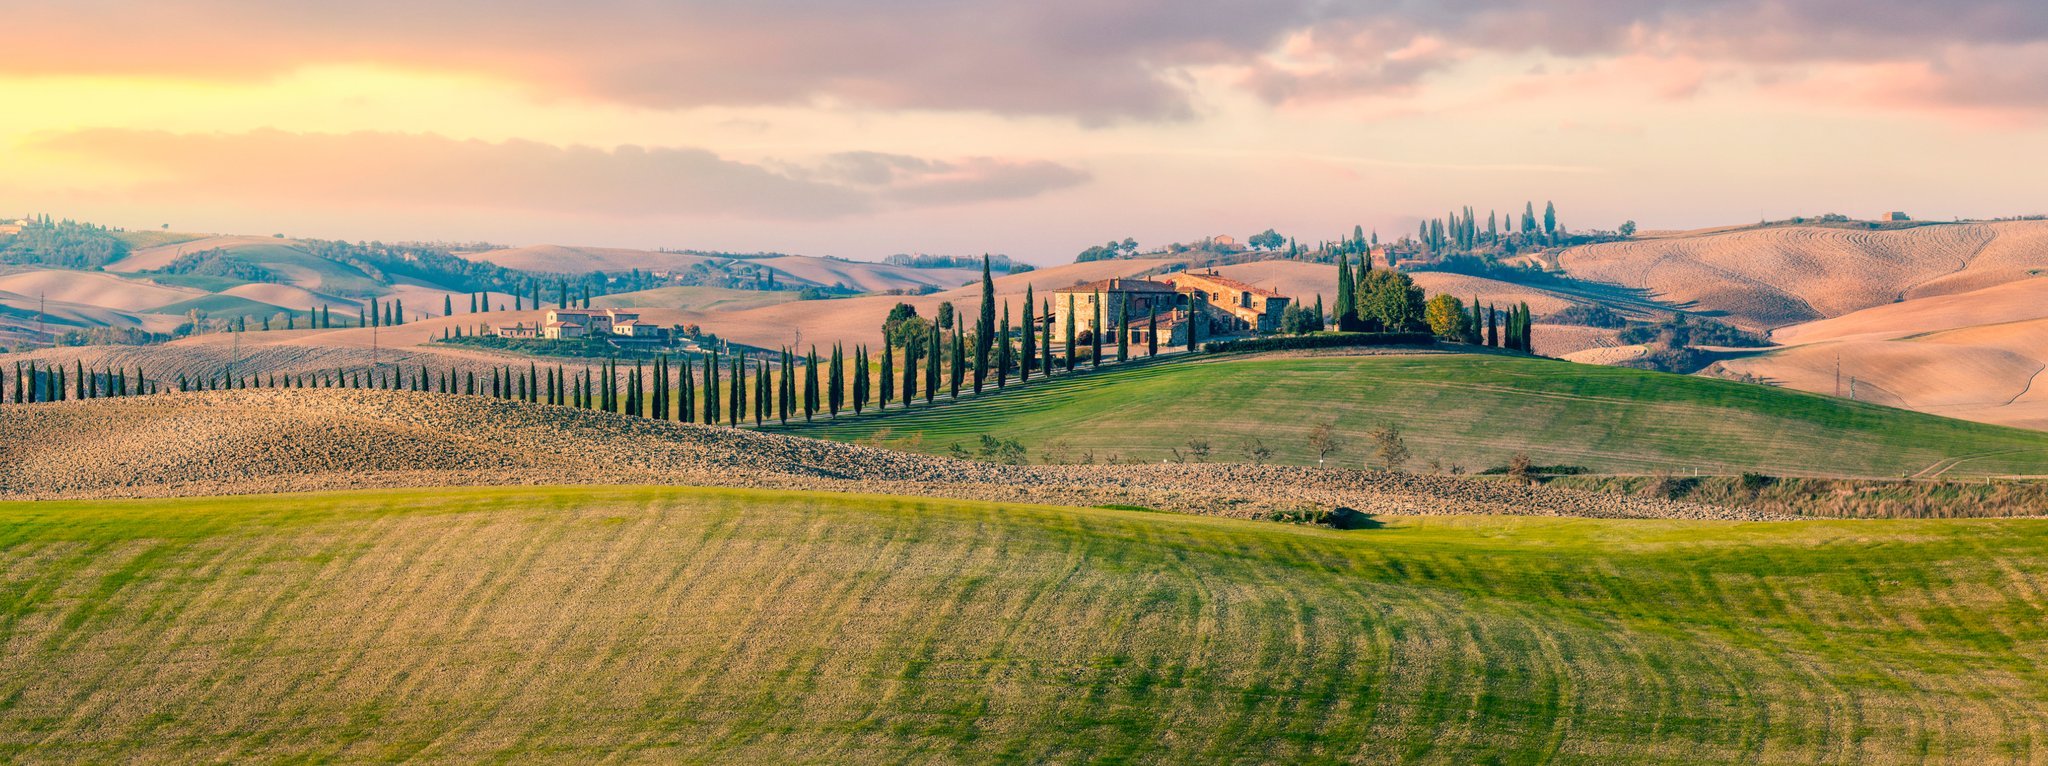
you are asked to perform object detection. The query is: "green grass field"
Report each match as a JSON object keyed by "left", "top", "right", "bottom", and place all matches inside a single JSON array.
[
  {"left": 774, "top": 353, "right": 2048, "bottom": 478},
  {"left": 3, "top": 485, "right": 2046, "bottom": 763}
]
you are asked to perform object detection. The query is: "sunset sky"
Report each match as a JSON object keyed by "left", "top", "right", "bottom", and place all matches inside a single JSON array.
[{"left": 3, "top": 0, "right": 2046, "bottom": 262}]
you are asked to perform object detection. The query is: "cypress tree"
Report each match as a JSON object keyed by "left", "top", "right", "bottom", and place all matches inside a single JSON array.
[
  {"left": 924, "top": 324, "right": 939, "bottom": 404},
  {"left": 780, "top": 348, "right": 795, "bottom": 423},
  {"left": 804, "top": 347, "right": 820, "bottom": 420},
  {"left": 879, "top": 340, "right": 894, "bottom": 410},
  {"left": 853, "top": 346, "right": 868, "bottom": 414},
  {"left": 1090, "top": 291, "right": 1103, "bottom": 368},
  {"left": 729, "top": 356, "right": 744, "bottom": 425},
  {"left": 1063, "top": 294, "right": 1076, "bottom": 372},
  {"left": 973, "top": 255, "right": 994, "bottom": 393},
  {"left": 947, "top": 330, "right": 963, "bottom": 399},
  {"left": 1041, "top": 299, "right": 1055, "bottom": 375},
  {"left": 755, "top": 359, "right": 769, "bottom": 425},
  {"left": 1189, "top": 294, "right": 1206, "bottom": 351},
  {"left": 997, "top": 304, "right": 1011, "bottom": 388},
  {"left": 902, "top": 333, "right": 917, "bottom": 406},
  {"left": 678, "top": 360, "right": 693, "bottom": 422},
  {"left": 469, "top": 293, "right": 478, "bottom": 313},
  {"left": 1020, "top": 286, "right": 1036, "bottom": 383},
  {"left": 1487, "top": 304, "right": 1499, "bottom": 347},
  {"left": 1116, "top": 298, "right": 1130, "bottom": 362},
  {"left": 1334, "top": 253, "right": 1357, "bottom": 332},
  {"left": 828, "top": 344, "right": 843, "bottom": 416},
  {"left": 444, "top": 295, "right": 453, "bottom": 317},
  {"left": 703, "top": 349, "right": 720, "bottom": 425},
  {"left": 1147, "top": 303, "right": 1159, "bottom": 356}
]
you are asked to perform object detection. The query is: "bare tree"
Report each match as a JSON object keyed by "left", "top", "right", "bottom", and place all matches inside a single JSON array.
[
  {"left": 1370, "top": 423, "right": 1411, "bottom": 472},
  {"left": 1241, "top": 437, "right": 1273, "bottom": 465},
  {"left": 1185, "top": 438, "right": 1212, "bottom": 463},
  {"left": 1306, "top": 422, "right": 1344, "bottom": 464}
]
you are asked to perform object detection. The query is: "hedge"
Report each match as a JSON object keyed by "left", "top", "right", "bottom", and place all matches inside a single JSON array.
[{"left": 1201, "top": 332, "right": 1436, "bottom": 354}]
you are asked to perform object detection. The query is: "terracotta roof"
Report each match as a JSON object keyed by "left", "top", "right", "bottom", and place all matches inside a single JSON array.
[
  {"left": 1053, "top": 277, "right": 1178, "bottom": 294},
  {"left": 1168, "top": 271, "right": 1286, "bottom": 299}
]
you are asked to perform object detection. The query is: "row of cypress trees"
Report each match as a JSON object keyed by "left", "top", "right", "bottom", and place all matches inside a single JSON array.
[{"left": 2, "top": 361, "right": 158, "bottom": 403}]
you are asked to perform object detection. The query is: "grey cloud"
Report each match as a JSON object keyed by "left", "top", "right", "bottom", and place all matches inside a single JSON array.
[{"left": 4, "top": 0, "right": 2047, "bottom": 117}]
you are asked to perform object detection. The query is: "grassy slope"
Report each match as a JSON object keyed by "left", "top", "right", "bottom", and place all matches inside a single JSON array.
[
  {"left": 3, "top": 486, "right": 2046, "bottom": 763},
  {"left": 775, "top": 353, "right": 2048, "bottom": 477}
]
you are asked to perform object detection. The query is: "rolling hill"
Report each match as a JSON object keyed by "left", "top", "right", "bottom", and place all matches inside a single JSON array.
[
  {"left": 3, "top": 485, "right": 2045, "bottom": 762},
  {"left": 770, "top": 352, "right": 2048, "bottom": 478},
  {"left": 1553, "top": 220, "right": 2048, "bottom": 330}
]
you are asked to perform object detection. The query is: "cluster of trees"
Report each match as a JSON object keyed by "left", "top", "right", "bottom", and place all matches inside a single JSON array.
[
  {"left": 0, "top": 217, "right": 129, "bottom": 269},
  {"left": 884, "top": 253, "right": 1031, "bottom": 273},
  {"left": 143, "top": 248, "right": 283, "bottom": 283},
  {"left": 1075, "top": 238, "right": 1141, "bottom": 262},
  {"left": 1330, "top": 253, "right": 1426, "bottom": 332}
]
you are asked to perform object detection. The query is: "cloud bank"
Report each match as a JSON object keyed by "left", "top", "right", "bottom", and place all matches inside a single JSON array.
[
  {"left": 35, "top": 129, "right": 1090, "bottom": 219},
  {"left": 5, "top": 0, "right": 2046, "bottom": 119}
]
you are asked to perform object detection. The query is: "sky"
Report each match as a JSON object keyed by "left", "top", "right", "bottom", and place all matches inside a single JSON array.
[{"left": 3, "top": 0, "right": 2046, "bottom": 264}]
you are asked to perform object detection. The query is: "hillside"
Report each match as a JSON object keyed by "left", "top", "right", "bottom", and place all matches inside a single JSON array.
[
  {"left": 1553, "top": 220, "right": 2048, "bottom": 330},
  {"left": 771, "top": 352, "right": 2048, "bottom": 478},
  {"left": 0, "top": 388, "right": 1739, "bottom": 520},
  {"left": 4, "top": 485, "right": 2046, "bottom": 762}
]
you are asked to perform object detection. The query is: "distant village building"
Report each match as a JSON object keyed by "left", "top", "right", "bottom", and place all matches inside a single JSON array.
[
  {"left": 1211, "top": 234, "right": 1237, "bottom": 247},
  {"left": 494, "top": 322, "right": 542, "bottom": 339},
  {"left": 538, "top": 308, "right": 661, "bottom": 340},
  {"left": 1881, "top": 211, "right": 1912, "bottom": 222}
]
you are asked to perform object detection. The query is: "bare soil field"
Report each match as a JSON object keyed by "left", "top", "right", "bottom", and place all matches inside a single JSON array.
[
  {"left": 1556, "top": 221, "right": 2048, "bottom": 330},
  {"left": 0, "top": 389, "right": 1771, "bottom": 520}
]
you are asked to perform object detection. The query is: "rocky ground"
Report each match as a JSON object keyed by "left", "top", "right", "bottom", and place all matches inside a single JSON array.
[{"left": 0, "top": 389, "right": 1788, "bottom": 520}]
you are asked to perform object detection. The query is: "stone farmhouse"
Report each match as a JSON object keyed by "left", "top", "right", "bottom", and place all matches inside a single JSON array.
[
  {"left": 493, "top": 308, "right": 664, "bottom": 341},
  {"left": 1048, "top": 270, "right": 1291, "bottom": 345}
]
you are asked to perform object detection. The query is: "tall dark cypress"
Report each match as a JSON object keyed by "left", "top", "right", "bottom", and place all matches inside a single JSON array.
[
  {"left": 828, "top": 344, "right": 843, "bottom": 417},
  {"left": 1020, "top": 286, "right": 1036, "bottom": 383},
  {"left": 974, "top": 254, "right": 994, "bottom": 393},
  {"left": 923, "top": 324, "right": 939, "bottom": 404},
  {"left": 729, "top": 355, "right": 744, "bottom": 425},
  {"left": 678, "top": 360, "right": 693, "bottom": 422},
  {"left": 997, "top": 304, "right": 1011, "bottom": 389},
  {"left": 947, "top": 330, "right": 963, "bottom": 399},
  {"left": 1063, "top": 294, "right": 1076, "bottom": 372},
  {"left": 1041, "top": 299, "right": 1055, "bottom": 375},
  {"left": 879, "top": 339, "right": 894, "bottom": 410},
  {"left": 709, "top": 350, "right": 726, "bottom": 425},
  {"left": 805, "top": 347, "right": 820, "bottom": 420},
  {"left": 853, "top": 346, "right": 868, "bottom": 414},
  {"left": 1116, "top": 298, "right": 1130, "bottom": 362},
  {"left": 1090, "top": 291, "right": 1103, "bottom": 369},
  {"left": 1147, "top": 303, "right": 1159, "bottom": 357},
  {"left": 755, "top": 359, "right": 769, "bottom": 425},
  {"left": 1487, "top": 304, "right": 1499, "bottom": 347},
  {"left": 780, "top": 348, "right": 795, "bottom": 423},
  {"left": 902, "top": 334, "right": 917, "bottom": 406},
  {"left": 1334, "top": 252, "right": 1357, "bottom": 332}
]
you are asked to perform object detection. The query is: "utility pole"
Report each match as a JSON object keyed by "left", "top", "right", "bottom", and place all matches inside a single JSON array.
[{"left": 1834, "top": 354, "right": 1841, "bottom": 398}]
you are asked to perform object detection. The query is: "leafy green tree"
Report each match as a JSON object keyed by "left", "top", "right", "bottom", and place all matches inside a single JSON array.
[
  {"left": 1359, "top": 270, "right": 1426, "bottom": 332},
  {"left": 1544, "top": 201, "right": 1557, "bottom": 236},
  {"left": 1425, "top": 294, "right": 1467, "bottom": 339}
]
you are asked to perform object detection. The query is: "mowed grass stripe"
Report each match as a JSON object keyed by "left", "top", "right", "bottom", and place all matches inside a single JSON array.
[
  {"left": 776, "top": 353, "right": 2048, "bottom": 477},
  {"left": 3, "top": 486, "right": 2048, "bottom": 762}
]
